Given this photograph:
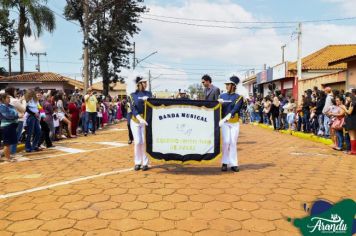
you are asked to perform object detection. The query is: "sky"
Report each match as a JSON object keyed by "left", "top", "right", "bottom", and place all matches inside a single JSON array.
[{"left": 1, "top": 0, "right": 356, "bottom": 92}]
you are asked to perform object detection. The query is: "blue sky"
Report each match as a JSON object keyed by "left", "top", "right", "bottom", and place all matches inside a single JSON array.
[{"left": 1, "top": 0, "right": 356, "bottom": 91}]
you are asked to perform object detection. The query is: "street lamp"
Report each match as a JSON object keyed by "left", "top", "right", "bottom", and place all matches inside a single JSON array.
[{"left": 133, "top": 50, "right": 158, "bottom": 69}]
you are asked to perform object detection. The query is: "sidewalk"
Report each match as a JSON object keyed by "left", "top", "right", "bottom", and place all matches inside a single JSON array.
[{"left": 250, "top": 122, "right": 333, "bottom": 146}]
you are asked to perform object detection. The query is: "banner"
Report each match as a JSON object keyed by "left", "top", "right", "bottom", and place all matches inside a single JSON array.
[{"left": 145, "top": 99, "right": 221, "bottom": 163}]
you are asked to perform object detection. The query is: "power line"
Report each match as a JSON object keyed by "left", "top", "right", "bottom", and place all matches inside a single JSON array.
[
  {"left": 145, "top": 13, "right": 356, "bottom": 24},
  {"left": 0, "top": 57, "right": 82, "bottom": 64},
  {"left": 43, "top": 4, "right": 81, "bottom": 27},
  {"left": 141, "top": 61, "right": 263, "bottom": 71},
  {"left": 148, "top": 61, "right": 263, "bottom": 67},
  {"left": 142, "top": 17, "right": 296, "bottom": 29}
]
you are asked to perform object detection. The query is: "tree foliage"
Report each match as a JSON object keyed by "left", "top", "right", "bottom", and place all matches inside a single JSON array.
[
  {"left": 0, "top": 0, "right": 56, "bottom": 73},
  {"left": 187, "top": 83, "right": 204, "bottom": 100},
  {"left": 0, "top": 8, "right": 18, "bottom": 75},
  {"left": 65, "top": 0, "right": 147, "bottom": 95}
]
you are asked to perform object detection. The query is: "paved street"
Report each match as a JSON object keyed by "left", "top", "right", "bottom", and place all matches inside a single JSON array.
[{"left": 0, "top": 122, "right": 355, "bottom": 236}]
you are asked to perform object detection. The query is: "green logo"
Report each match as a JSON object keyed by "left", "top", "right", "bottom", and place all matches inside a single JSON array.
[{"left": 288, "top": 199, "right": 356, "bottom": 235}]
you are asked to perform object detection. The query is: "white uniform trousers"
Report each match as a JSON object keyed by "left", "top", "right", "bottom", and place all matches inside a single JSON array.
[
  {"left": 221, "top": 122, "right": 240, "bottom": 167},
  {"left": 130, "top": 120, "right": 149, "bottom": 166}
]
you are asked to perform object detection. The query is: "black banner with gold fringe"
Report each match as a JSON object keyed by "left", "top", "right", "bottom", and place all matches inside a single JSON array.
[{"left": 145, "top": 99, "right": 221, "bottom": 163}]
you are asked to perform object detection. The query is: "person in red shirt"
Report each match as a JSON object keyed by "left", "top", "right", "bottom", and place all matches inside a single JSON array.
[
  {"left": 68, "top": 96, "right": 80, "bottom": 136},
  {"left": 81, "top": 97, "right": 86, "bottom": 134}
]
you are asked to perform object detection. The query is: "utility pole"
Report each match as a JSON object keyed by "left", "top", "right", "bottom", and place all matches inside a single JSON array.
[
  {"left": 281, "top": 44, "right": 286, "bottom": 63},
  {"left": 132, "top": 42, "right": 136, "bottom": 70},
  {"left": 83, "top": 0, "right": 89, "bottom": 94},
  {"left": 30, "top": 52, "right": 47, "bottom": 72},
  {"left": 6, "top": 41, "right": 16, "bottom": 76},
  {"left": 297, "top": 23, "right": 302, "bottom": 82},
  {"left": 295, "top": 22, "right": 302, "bottom": 101},
  {"left": 148, "top": 70, "right": 151, "bottom": 92}
]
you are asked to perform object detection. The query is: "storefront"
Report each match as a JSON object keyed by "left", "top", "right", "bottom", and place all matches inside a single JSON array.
[{"left": 256, "top": 62, "right": 297, "bottom": 98}]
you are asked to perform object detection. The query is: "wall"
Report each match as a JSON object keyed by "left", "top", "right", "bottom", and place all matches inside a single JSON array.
[
  {"left": 298, "top": 70, "right": 346, "bottom": 101},
  {"left": 347, "top": 60, "right": 356, "bottom": 90},
  {"left": 3, "top": 82, "right": 65, "bottom": 91}
]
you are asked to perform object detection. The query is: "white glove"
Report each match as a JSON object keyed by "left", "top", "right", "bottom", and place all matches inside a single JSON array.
[
  {"left": 218, "top": 99, "right": 224, "bottom": 104},
  {"left": 219, "top": 113, "right": 232, "bottom": 127},
  {"left": 136, "top": 115, "right": 148, "bottom": 126},
  {"left": 142, "top": 96, "right": 149, "bottom": 101}
]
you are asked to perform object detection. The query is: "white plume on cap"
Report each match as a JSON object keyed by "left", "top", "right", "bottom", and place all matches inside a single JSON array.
[
  {"left": 227, "top": 73, "right": 248, "bottom": 98},
  {"left": 126, "top": 70, "right": 150, "bottom": 95},
  {"left": 126, "top": 71, "right": 140, "bottom": 95}
]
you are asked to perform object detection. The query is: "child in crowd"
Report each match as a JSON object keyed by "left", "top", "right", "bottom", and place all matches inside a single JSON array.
[
  {"left": 97, "top": 104, "right": 103, "bottom": 130},
  {"left": 53, "top": 107, "right": 60, "bottom": 141}
]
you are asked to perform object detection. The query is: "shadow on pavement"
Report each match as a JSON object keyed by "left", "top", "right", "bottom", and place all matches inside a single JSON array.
[
  {"left": 153, "top": 162, "right": 275, "bottom": 175},
  {"left": 238, "top": 141, "right": 257, "bottom": 145}
]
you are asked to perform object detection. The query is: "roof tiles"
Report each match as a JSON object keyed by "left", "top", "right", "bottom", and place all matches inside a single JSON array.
[{"left": 288, "top": 44, "right": 356, "bottom": 70}]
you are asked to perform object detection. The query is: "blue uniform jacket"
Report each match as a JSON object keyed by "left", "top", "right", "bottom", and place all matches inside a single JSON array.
[
  {"left": 128, "top": 91, "right": 152, "bottom": 120},
  {"left": 219, "top": 93, "right": 243, "bottom": 123}
]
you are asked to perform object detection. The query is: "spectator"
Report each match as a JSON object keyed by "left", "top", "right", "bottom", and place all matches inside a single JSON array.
[
  {"left": 43, "top": 93, "right": 55, "bottom": 140},
  {"left": 322, "top": 87, "right": 333, "bottom": 138},
  {"left": 285, "top": 98, "right": 296, "bottom": 132},
  {"left": 342, "top": 92, "right": 356, "bottom": 155},
  {"left": 302, "top": 90, "right": 313, "bottom": 132},
  {"left": 0, "top": 93, "right": 19, "bottom": 162},
  {"left": 328, "top": 96, "right": 345, "bottom": 151},
  {"left": 55, "top": 94, "right": 74, "bottom": 138},
  {"left": 262, "top": 96, "right": 271, "bottom": 125},
  {"left": 270, "top": 96, "right": 280, "bottom": 130},
  {"left": 84, "top": 89, "right": 98, "bottom": 136},
  {"left": 68, "top": 96, "right": 80, "bottom": 136},
  {"left": 24, "top": 90, "right": 41, "bottom": 152},
  {"left": 5, "top": 87, "right": 26, "bottom": 157},
  {"left": 316, "top": 91, "right": 326, "bottom": 136}
]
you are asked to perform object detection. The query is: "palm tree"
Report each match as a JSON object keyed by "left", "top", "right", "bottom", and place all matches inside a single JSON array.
[{"left": 1, "top": 0, "right": 55, "bottom": 73}]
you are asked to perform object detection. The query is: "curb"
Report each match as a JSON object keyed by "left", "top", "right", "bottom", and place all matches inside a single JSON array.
[
  {"left": 251, "top": 122, "right": 333, "bottom": 146},
  {"left": 15, "top": 121, "right": 125, "bottom": 154}
]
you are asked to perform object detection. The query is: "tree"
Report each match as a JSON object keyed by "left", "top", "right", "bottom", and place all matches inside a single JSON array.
[
  {"left": 0, "top": 9, "right": 18, "bottom": 76},
  {"left": 188, "top": 83, "right": 204, "bottom": 100},
  {"left": 0, "top": 67, "right": 6, "bottom": 76},
  {"left": 0, "top": 0, "right": 56, "bottom": 73},
  {"left": 65, "top": 0, "right": 147, "bottom": 95}
]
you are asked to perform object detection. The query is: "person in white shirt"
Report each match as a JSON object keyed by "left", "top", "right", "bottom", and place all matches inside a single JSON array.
[{"left": 322, "top": 87, "right": 333, "bottom": 138}]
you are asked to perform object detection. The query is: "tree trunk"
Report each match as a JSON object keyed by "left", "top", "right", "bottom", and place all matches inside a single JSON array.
[
  {"left": 100, "top": 63, "right": 110, "bottom": 96},
  {"left": 19, "top": 6, "right": 26, "bottom": 74},
  {"left": 8, "top": 44, "right": 11, "bottom": 76}
]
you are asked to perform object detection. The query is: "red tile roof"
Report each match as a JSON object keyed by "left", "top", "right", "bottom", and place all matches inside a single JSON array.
[
  {"left": 0, "top": 72, "right": 69, "bottom": 82},
  {"left": 288, "top": 44, "right": 356, "bottom": 71},
  {"left": 329, "top": 54, "right": 356, "bottom": 66}
]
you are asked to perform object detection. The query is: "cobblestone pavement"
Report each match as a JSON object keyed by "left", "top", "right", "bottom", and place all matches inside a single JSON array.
[{"left": 0, "top": 122, "right": 355, "bottom": 235}]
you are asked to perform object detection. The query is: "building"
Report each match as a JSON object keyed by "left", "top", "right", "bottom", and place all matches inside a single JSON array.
[
  {"left": 0, "top": 72, "right": 83, "bottom": 94},
  {"left": 242, "top": 73, "right": 257, "bottom": 96},
  {"left": 91, "top": 81, "right": 127, "bottom": 98},
  {"left": 289, "top": 44, "right": 356, "bottom": 100},
  {"left": 255, "top": 62, "right": 295, "bottom": 98},
  {"left": 329, "top": 54, "right": 356, "bottom": 91},
  {"left": 254, "top": 44, "right": 356, "bottom": 101}
]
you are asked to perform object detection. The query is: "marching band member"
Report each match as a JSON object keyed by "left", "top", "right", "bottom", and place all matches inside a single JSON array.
[
  {"left": 128, "top": 76, "right": 152, "bottom": 171},
  {"left": 218, "top": 76, "right": 243, "bottom": 172}
]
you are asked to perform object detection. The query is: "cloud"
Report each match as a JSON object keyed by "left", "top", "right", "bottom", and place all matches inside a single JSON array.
[
  {"left": 133, "top": 0, "right": 356, "bottom": 92},
  {"left": 22, "top": 36, "right": 46, "bottom": 54},
  {"left": 322, "top": 0, "right": 356, "bottom": 17}
]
